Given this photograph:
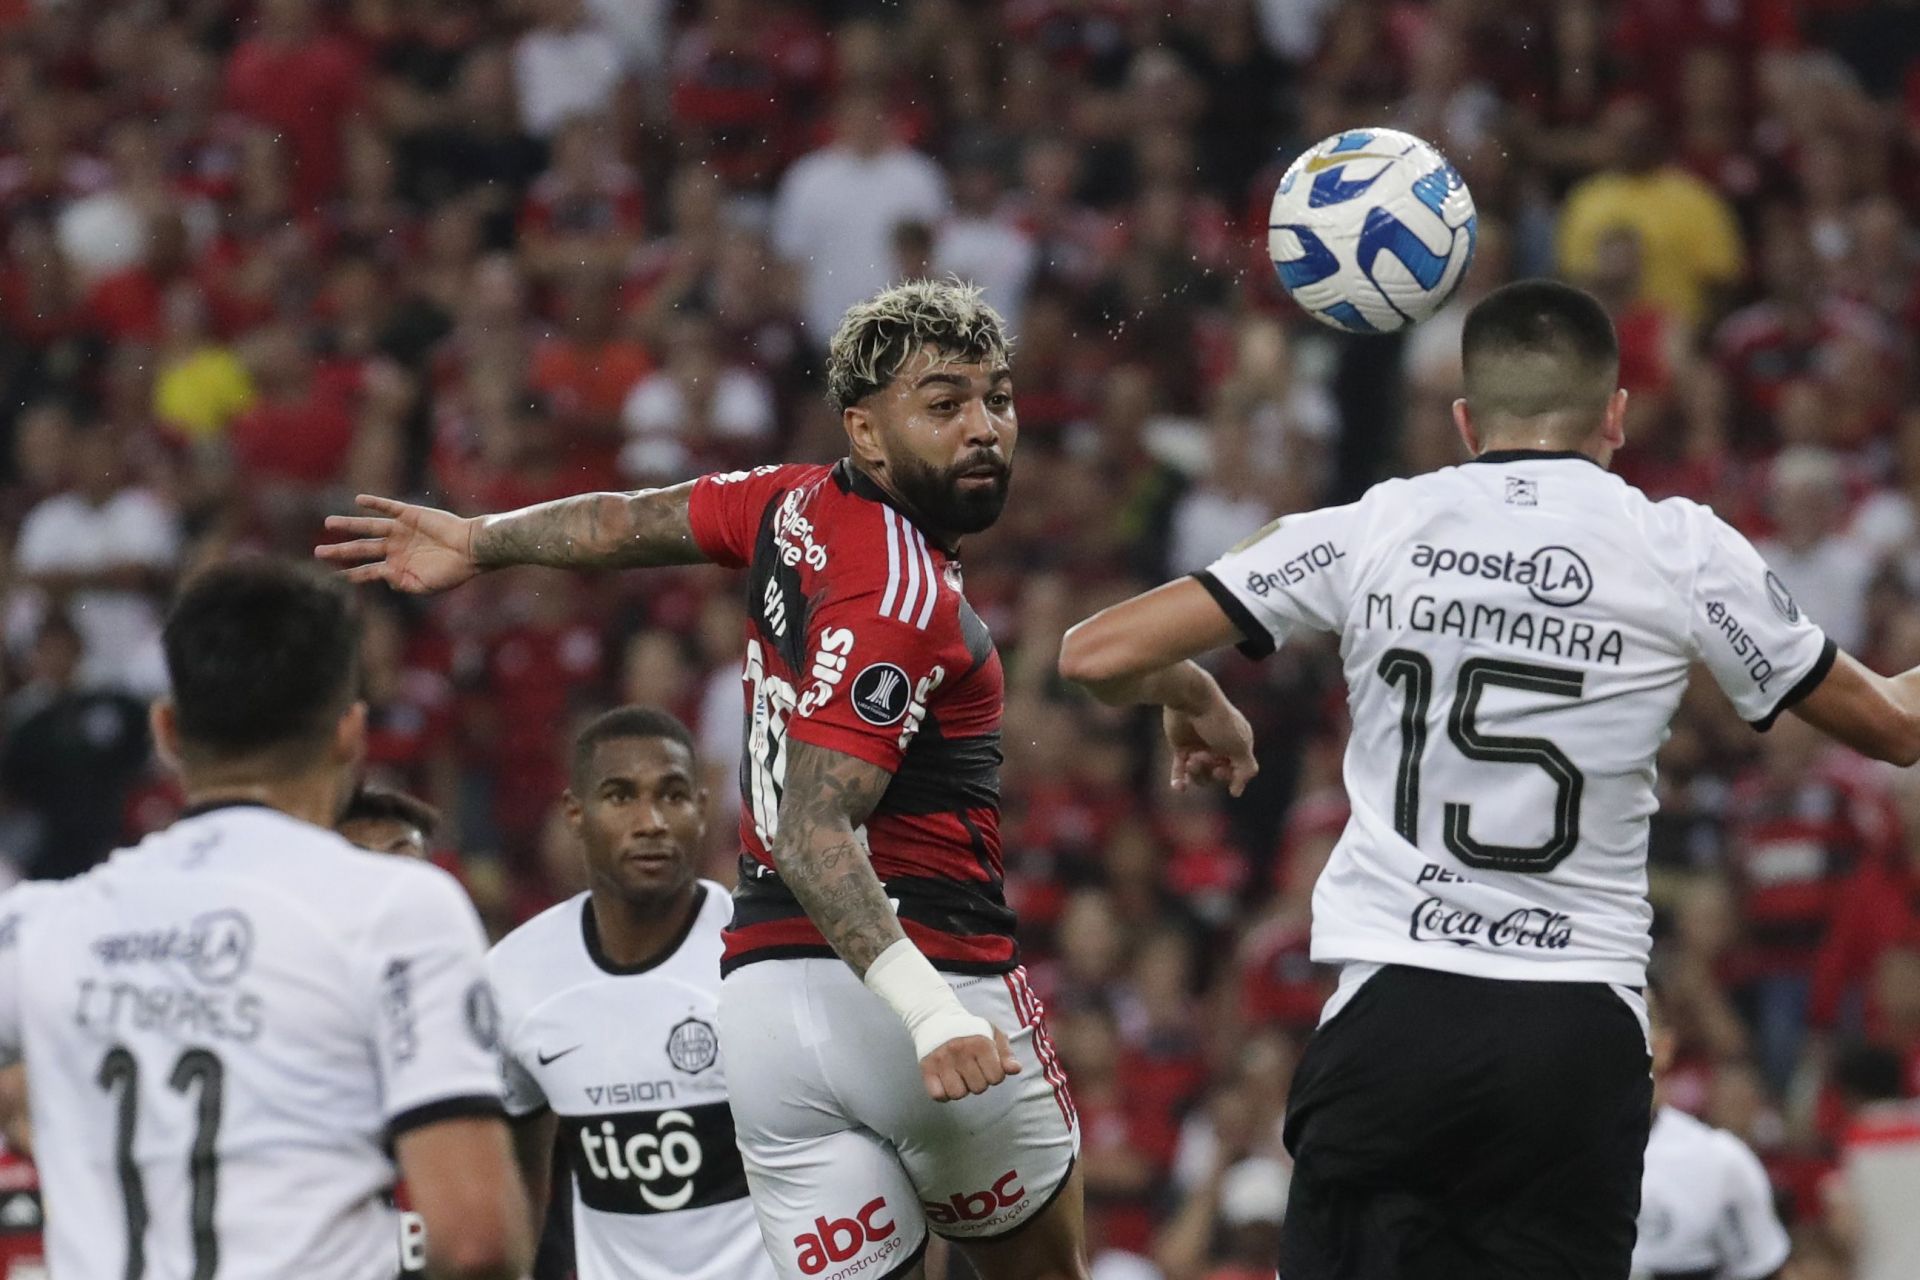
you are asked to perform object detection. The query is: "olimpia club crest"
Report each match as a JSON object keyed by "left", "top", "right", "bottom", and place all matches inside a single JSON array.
[{"left": 666, "top": 1016, "right": 718, "bottom": 1074}]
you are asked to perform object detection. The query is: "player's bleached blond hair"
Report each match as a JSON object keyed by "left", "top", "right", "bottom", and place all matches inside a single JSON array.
[{"left": 825, "top": 278, "right": 1012, "bottom": 411}]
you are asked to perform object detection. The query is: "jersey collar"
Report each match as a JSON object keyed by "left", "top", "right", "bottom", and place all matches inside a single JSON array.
[
  {"left": 1469, "top": 449, "right": 1603, "bottom": 468},
  {"left": 581, "top": 883, "right": 708, "bottom": 976}
]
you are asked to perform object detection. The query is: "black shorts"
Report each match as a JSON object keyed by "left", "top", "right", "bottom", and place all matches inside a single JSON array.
[{"left": 1279, "top": 965, "right": 1653, "bottom": 1280}]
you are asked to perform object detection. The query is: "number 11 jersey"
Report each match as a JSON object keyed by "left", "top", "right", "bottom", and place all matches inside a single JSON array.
[
  {"left": 0, "top": 803, "right": 505, "bottom": 1279},
  {"left": 1197, "top": 451, "right": 1834, "bottom": 987}
]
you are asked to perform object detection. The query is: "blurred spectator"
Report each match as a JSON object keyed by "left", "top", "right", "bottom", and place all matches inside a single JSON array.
[
  {"left": 771, "top": 88, "right": 949, "bottom": 342},
  {"left": 1727, "top": 715, "right": 1900, "bottom": 1088},
  {"left": 618, "top": 309, "right": 775, "bottom": 483},
  {"left": 9, "top": 424, "right": 179, "bottom": 696},
  {"left": 1828, "top": 1044, "right": 1920, "bottom": 1280},
  {"left": 1754, "top": 447, "right": 1875, "bottom": 653},
  {"left": 512, "top": 0, "right": 624, "bottom": 139},
  {"left": 152, "top": 283, "right": 257, "bottom": 445},
  {"left": 935, "top": 143, "right": 1039, "bottom": 334},
  {"left": 224, "top": 0, "right": 366, "bottom": 209},
  {"left": 1557, "top": 96, "right": 1746, "bottom": 330},
  {"left": 1714, "top": 226, "right": 1892, "bottom": 455},
  {"left": 0, "top": 612, "right": 149, "bottom": 880},
  {"left": 519, "top": 116, "right": 644, "bottom": 281}
]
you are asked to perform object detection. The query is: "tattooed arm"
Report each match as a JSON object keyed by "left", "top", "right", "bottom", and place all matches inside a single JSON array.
[
  {"left": 768, "top": 739, "right": 905, "bottom": 975},
  {"left": 773, "top": 739, "right": 1020, "bottom": 1100},
  {"left": 316, "top": 483, "right": 704, "bottom": 594},
  {"left": 472, "top": 483, "right": 704, "bottom": 571}
]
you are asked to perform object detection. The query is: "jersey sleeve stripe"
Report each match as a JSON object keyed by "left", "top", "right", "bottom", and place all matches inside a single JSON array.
[
  {"left": 899, "top": 517, "right": 923, "bottom": 623},
  {"left": 1749, "top": 635, "right": 1837, "bottom": 732},
  {"left": 913, "top": 530, "right": 938, "bottom": 629},
  {"left": 386, "top": 1093, "right": 507, "bottom": 1143},
  {"left": 1190, "top": 571, "right": 1277, "bottom": 658},
  {"left": 880, "top": 506, "right": 902, "bottom": 619}
]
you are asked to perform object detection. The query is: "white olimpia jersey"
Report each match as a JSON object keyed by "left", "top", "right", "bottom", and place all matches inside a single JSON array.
[
  {"left": 1199, "top": 452, "right": 1833, "bottom": 986},
  {"left": 1632, "top": 1107, "right": 1790, "bottom": 1280},
  {"left": 0, "top": 803, "right": 505, "bottom": 1280},
  {"left": 488, "top": 883, "right": 774, "bottom": 1280}
]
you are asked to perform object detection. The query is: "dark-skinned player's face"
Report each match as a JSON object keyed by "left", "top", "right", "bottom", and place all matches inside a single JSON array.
[
  {"left": 566, "top": 735, "right": 707, "bottom": 910},
  {"left": 856, "top": 348, "right": 1017, "bottom": 536},
  {"left": 337, "top": 816, "right": 428, "bottom": 860}
]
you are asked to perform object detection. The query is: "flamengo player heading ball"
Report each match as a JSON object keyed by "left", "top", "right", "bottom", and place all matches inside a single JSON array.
[{"left": 317, "top": 281, "right": 1261, "bottom": 1280}]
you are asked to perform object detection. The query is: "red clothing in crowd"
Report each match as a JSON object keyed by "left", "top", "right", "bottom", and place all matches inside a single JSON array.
[
  {"left": 224, "top": 28, "right": 365, "bottom": 208},
  {"left": 1810, "top": 857, "right": 1920, "bottom": 1030},
  {"left": 228, "top": 389, "right": 358, "bottom": 487},
  {"left": 1727, "top": 753, "right": 1901, "bottom": 978}
]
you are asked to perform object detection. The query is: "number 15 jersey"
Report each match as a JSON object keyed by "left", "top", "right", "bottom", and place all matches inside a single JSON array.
[{"left": 1197, "top": 451, "right": 1834, "bottom": 987}]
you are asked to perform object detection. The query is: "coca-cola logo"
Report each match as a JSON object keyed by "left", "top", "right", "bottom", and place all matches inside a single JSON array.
[{"left": 1407, "top": 898, "right": 1573, "bottom": 950}]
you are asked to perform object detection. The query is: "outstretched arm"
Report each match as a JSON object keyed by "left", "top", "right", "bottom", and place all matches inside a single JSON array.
[
  {"left": 1058, "top": 578, "right": 1243, "bottom": 703},
  {"left": 471, "top": 484, "right": 704, "bottom": 571},
  {"left": 1789, "top": 649, "right": 1920, "bottom": 766},
  {"left": 772, "top": 739, "right": 1020, "bottom": 1101},
  {"left": 316, "top": 482, "right": 705, "bottom": 593},
  {"left": 1059, "top": 577, "right": 1260, "bottom": 795}
]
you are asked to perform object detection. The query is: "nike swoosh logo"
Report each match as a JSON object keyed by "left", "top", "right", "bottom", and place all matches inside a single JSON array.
[
  {"left": 1305, "top": 153, "right": 1398, "bottom": 173},
  {"left": 536, "top": 1045, "right": 582, "bottom": 1067}
]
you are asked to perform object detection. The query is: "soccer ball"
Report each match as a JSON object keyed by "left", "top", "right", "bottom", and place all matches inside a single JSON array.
[{"left": 1268, "top": 128, "right": 1477, "bottom": 334}]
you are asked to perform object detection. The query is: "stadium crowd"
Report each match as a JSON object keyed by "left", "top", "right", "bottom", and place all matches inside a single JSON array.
[{"left": 0, "top": 0, "right": 1918, "bottom": 1275}]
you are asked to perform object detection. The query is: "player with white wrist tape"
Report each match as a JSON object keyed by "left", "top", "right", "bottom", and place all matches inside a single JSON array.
[{"left": 319, "top": 280, "right": 1089, "bottom": 1280}]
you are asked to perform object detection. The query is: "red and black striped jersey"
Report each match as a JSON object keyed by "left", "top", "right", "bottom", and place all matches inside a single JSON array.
[{"left": 687, "top": 461, "right": 1015, "bottom": 975}]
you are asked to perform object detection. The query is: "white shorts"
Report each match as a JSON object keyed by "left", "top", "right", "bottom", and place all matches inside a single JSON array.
[{"left": 719, "top": 959, "right": 1079, "bottom": 1279}]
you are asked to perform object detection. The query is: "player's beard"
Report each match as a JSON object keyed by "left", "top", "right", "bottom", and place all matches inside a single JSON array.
[{"left": 890, "top": 448, "right": 1012, "bottom": 535}]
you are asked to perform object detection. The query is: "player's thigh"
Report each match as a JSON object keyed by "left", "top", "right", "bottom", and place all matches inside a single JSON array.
[
  {"left": 721, "top": 961, "right": 931, "bottom": 1280},
  {"left": 858, "top": 968, "right": 1081, "bottom": 1251},
  {"left": 738, "top": 1126, "right": 930, "bottom": 1280},
  {"left": 952, "top": 1163, "right": 1088, "bottom": 1280}
]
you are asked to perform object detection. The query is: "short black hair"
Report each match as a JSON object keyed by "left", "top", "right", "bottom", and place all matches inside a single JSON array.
[
  {"left": 571, "top": 705, "right": 697, "bottom": 788},
  {"left": 162, "top": 559, "right": 360, "bottom": 765},
  {"left": 1461, "top": 279, "right": 1619, "bottom": 425},
  {"left": 340, "top": 783, "right": 442, "bottom": 840}
]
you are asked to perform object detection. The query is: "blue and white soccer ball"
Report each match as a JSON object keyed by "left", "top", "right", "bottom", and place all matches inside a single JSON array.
[{"left": 1268, "top": 128, "right": 1477, "bottom": 334}]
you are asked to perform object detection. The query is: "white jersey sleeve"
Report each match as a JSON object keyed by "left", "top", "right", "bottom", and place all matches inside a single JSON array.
[
  {"left": 1195, "top": 501, "right": 1365, "bottom": 656},
  {"left": 1686, "top": 508, "right": 1836, "bottom": 729},
  {"left": 1713, "top": 1133, "right": 1791, "bottom": 1280},
  {"left": 0, "top": 884, "right": 50, "bottom": 1065},
  {"left": 363, "top": 865, "right": 506, "bottom": 1131}
]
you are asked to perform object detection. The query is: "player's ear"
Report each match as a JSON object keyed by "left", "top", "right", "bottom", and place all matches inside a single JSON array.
[
  {"left": 561, "top": 789, "right": 584, "bottom": 834},
  {"left": 1602, "top": 387, "right": 1629, "bottom": 450},
  {"left": 150, "top": 698, "right": 183, "bottom": 771},
  {"left": 843, "top": 404, "right": 885, "bottom": 471},
  {"left": 693, "top": 787, "right": 710, "bottom": 842},
  {"left": 1450, "top": 398, "right": 1480, "bottom": 456},
  {"left": 334, "top": 700, "right": 368, "bottom": 768}
]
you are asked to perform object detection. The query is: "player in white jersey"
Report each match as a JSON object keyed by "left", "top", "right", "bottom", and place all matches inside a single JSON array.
[
  {"left": 334, "top": 782, "right": 450, "bottom": 1277},
  {"left": 1060, "top": 280, "right": 1920, "bottom": 1279},
  {"left": 0, "top": 561, "right": 532, "bottom": 1280},
  {"left": 1632, "top": 990, "right": 1789, "bottom": 1280},
  {"left": 489, "top": 707, "right": 777, "bottom": 1280},
  {"left": 339, "top": 783, "right": 443, "bottom": 861}
]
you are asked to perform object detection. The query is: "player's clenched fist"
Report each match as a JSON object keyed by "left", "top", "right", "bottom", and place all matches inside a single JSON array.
[{"left": 920, "top": 1024, "right": 1022, "bottom": 1103}]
